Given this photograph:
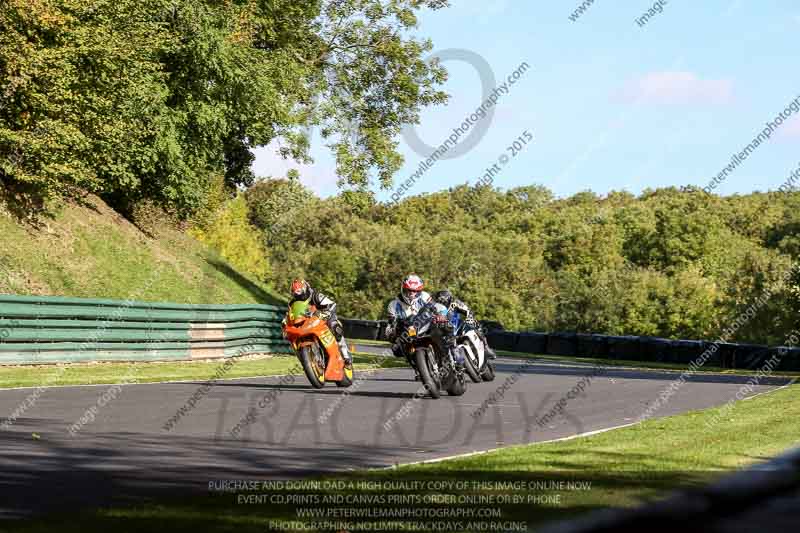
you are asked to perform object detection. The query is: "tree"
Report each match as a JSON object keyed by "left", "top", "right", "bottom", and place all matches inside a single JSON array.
[
  {"left": 0, "top": 0, "right": 450, "bottom": 215},
  {"left": 190, "top": 193, "right": 270, "bottom": 279}
]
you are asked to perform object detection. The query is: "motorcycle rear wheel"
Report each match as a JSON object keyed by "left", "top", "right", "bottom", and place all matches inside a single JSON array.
[
  {"left": 415, "top": 347, "right": 442, "bottom": 399},
  {"left": 299, "top": 344, "right": 326, "bottom": 389}
]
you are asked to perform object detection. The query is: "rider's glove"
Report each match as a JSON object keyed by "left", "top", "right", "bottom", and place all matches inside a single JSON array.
[{"left": 316, "top": 310, "right": 331, "bottom": 320}]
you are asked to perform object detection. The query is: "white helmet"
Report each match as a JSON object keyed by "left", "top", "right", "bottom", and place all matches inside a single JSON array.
[{"left": 400, "top": 274, "right": 424, "bottom": 305}]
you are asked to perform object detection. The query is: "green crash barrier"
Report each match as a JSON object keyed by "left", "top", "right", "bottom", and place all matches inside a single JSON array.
[{"left": 0, "top": 295, "right": 291, "bottom": 365}]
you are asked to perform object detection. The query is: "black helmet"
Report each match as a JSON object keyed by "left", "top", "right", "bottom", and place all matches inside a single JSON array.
[{"left": 433, "top": 290, "right": 453, "bottom": 308}]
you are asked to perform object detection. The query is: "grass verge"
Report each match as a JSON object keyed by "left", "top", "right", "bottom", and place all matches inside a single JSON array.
[
  {"left": 6, "top": 383, "right": 799, "bottom": 532},
  {"left": 0, "top": 194, "right": 283, "bottom": 305},
  {"left": 0, "top": 353, "right": 405, "bottom": 389}
]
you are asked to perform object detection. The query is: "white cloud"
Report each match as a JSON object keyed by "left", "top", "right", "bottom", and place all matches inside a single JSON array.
[{"left": 613, "top": 71, "right": 734, "bottom": 105}]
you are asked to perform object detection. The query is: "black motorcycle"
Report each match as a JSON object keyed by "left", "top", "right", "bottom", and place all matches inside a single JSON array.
[{"left": 397, "top": 301, "right": 466, "bottom": 398}]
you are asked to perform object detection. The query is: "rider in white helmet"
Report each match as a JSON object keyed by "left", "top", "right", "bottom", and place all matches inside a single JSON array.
[
  {"left": 384, "top": 273, "right": 432, "bottom": 342},
  {"left": 384, "top": 274, "right": 434, "bottom": 381}
]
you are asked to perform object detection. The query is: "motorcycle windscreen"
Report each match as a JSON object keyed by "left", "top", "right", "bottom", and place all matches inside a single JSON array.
[
  {"left": 433, "top": 302, "right": 449, "bottom": 315},
  {"left": 289, "top": 299, "right": 311, "bottom": 322},
  {"left": 412, "top": 308, "right": 433, "bottom": 335},
  {"left": 449, "top": 311, "right": 461, "bottom": 329}
]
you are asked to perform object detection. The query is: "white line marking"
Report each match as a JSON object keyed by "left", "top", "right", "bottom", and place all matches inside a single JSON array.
[
  {"left": 382, "top": 422, "right": 640, "bottom": 469},
  {"left": 385, "top": 379, "right": 800, "bottom": 469},
  {"left": 742, "top": 378, "right": 798, "bottom": 401}
]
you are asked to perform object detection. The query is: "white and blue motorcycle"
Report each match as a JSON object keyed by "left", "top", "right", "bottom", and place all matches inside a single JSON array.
[{"left": 451, "top": 313, "right": 495, "bottom": 383}]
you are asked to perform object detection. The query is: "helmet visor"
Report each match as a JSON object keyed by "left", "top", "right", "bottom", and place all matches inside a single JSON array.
[
  {"left": 291, "top": 280, "right": 307, "bottom": 297},
  {"left": 402, "top": 287, "right": 421, "bottom": 303}
]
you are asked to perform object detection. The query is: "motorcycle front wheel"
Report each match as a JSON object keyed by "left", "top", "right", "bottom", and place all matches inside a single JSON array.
[
  {"left": 415, "top": 347, "right": 442, "bottom": 399},
  {"left": 299, "top": 344, "right": 326, "bottom": 389},
  {"left": 480, "top": 360, "right": 496, "bottom": 382},
  {"left": 460, "top": 344, "right": 482, "bottom": 383}
]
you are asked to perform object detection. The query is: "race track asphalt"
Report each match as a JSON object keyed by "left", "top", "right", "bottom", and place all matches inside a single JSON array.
[{"left": 0, "top": 355, "right": 791, "bottom": 519}]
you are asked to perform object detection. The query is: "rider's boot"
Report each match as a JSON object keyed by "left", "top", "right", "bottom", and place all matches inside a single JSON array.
[
  {"left": 338, "top": 338, "right": 353, "bottom": 365},
  {"left": 478, "top": 331, "right": 497, "bottom": 359},
  {"left": 484, "top": 341, "right": 497, "bottom": 359}
]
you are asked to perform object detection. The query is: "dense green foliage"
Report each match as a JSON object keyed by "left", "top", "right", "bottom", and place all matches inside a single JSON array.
[
  {"left": 2, "top": 1, "right": 796, "bottom": 346},
  {"left": 247, "top": 180, "right": 800, "bottom": 345},
  {"left": 0, "top": 0, "right": 448, "bottom": 215},
  {"left": 190, "top": 193, "right": 270, "bottom": 280}
]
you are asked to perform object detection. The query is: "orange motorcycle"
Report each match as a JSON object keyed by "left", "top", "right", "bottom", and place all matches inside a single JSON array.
[{"left": 282, "top": 299, "right": 353, "bottom": 389}]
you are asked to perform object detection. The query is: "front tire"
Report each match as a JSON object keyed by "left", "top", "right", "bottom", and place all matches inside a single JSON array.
[
  {"left": 415, "top": 347, "right": 441, "bottom": 399},
  {"left": 298, "top": 344, "right": 326, "bottom": 389},
  {"left": 480, "top": 360, "right": 496, "bottom": 382},
  {"left": 460, "top": 344, "right": 482, "bottom": 383}
]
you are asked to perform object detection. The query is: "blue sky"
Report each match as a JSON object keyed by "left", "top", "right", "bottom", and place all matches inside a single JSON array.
[{"left": 252, "top": 0, "right": 800, "bottom": 200}]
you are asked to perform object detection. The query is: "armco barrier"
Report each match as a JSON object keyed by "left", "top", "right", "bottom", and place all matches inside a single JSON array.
[
  {"left": 607, "top": 335, "right": 641, "bottom": 360},
  {"left": 5, "top": 298, "right": 794, "bottom": 368},
  {"left": 341, "top": 319, "right": 382, "bottom": 341},
  {"left": 517, "top": 332, "right": 548, "bottom": 355},
  {"left": 669, "top": 339, "right": 709, "bottom": 365},
  {"left": 0, "top": 295, "right": 292, "bottom": 365},
  {"left": 577, "top": 333, "right": 609, "bottom": 358},
  {"left": 715, "top": 342, "right": 739, "bottom": 369},
  {"left": 486, "top": 331, "right": 519, "bottom": 352},
  {"left": 341, "top": 319, "right": 796, "bottom": 370},
  {"left": 734, "top": 343, "right": 773, "bottom": 370},
  {"left": 638, "top": 337, "right": 670, "bottom": 362},
  {"left": 777, "top": 347, "right": 800, "bottom": 371},
  {"left": 547, "top": 332, "right": 578, "bottom": 356}
]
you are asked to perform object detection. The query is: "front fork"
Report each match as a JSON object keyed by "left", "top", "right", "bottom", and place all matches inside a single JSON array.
[{"left": 438, "top": 335, "right": 464, "bottom": 378}]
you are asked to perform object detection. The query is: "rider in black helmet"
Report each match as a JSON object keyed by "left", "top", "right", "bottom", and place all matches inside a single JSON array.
[{"left": 433, "top": 290, "right": 496, "bottom": 359}]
